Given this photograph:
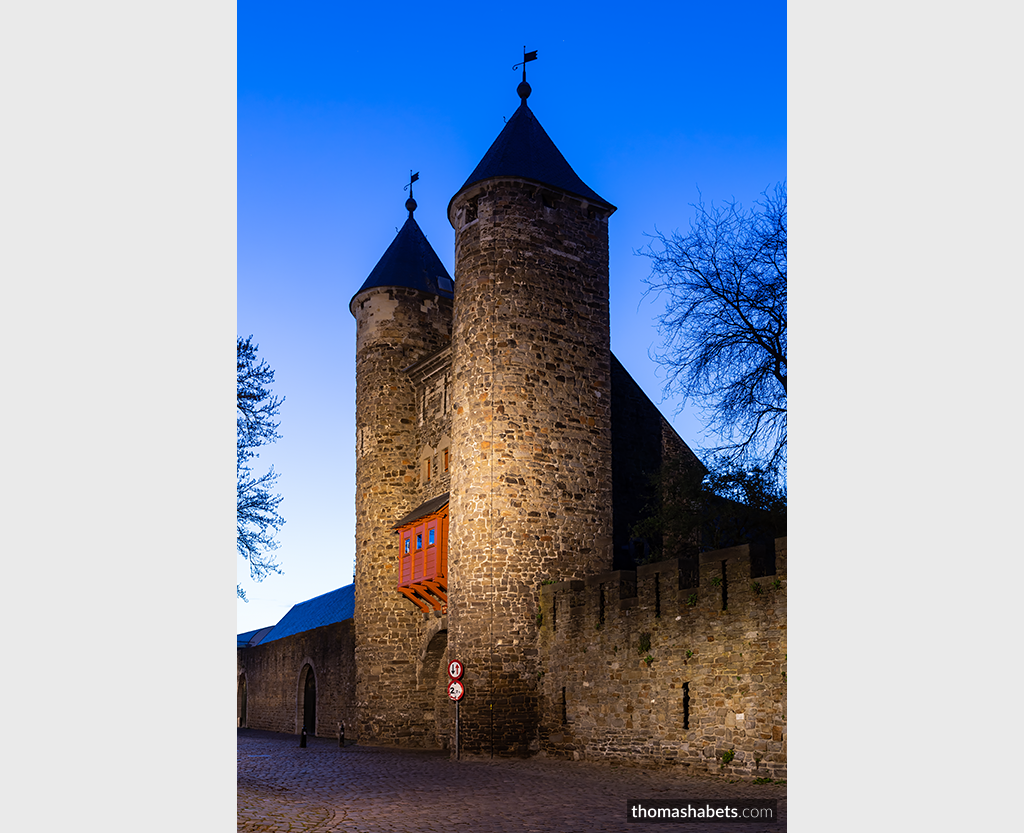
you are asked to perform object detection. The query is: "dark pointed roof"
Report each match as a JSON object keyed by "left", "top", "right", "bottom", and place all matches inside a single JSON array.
[
  {"left": 452, "top": 99, "right": 614, "bottom": 211},
  {"left": 350, "top": 215, "right": 454, "bottom": 311}
]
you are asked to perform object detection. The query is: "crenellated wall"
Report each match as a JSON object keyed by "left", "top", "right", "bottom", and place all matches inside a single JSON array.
[{"left": 537, "top": 538, "right": 787, "bottom": 779}]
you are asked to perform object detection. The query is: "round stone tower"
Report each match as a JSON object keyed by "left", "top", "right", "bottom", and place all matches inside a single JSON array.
[
  {"left": 350, "top": 195, "right": 454, "bottom": 744},
  {"left": 446, "top": 81, "right": 617, "bottom": 755}
]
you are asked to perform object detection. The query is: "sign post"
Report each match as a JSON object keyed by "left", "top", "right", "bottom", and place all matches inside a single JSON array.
[{"left": 448, "top": 659, "right": 464, "bottom": 760}]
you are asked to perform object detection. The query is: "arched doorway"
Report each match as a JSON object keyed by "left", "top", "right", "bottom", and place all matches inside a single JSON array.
[
  {"left": 301, "top": 666, "right": 317, "bottom": 735},
  {"left": 238, "top": 673, "right": 247, "bottom": 728},
  {"left": 418, "top": 628, "right": 449, "bottom": 748}
]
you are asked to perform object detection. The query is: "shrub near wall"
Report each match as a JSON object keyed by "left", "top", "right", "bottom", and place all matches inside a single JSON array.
[
  {"left": 538, "top": 539, "right": 786, "bottom": 780},
  {"left": 237, "top": 620, "right": 357, "bottom": 738}
]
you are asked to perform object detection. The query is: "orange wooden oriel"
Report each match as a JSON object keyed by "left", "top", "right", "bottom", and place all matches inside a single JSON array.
[{"left": 395, "top": 504, "right": 448, "bottom": 612}]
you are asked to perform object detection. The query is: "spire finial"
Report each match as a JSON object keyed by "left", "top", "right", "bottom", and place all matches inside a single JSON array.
[
  {"left": 512, "top": 47, "right": 537, "bottom": 102},
  {"left": 404, "top": 170, "right": 419, "bottom": 217}
]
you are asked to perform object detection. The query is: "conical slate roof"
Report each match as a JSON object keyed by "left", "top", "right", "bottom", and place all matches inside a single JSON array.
[
  {"left": 350, "top": 214, "right": 454, "bottom": 309},
  {"left": 453, "top": 97, "right": 614, "bottom": 211}
]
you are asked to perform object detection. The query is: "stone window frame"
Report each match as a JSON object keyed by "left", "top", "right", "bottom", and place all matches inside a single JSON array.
[{"left": 418, "top": 444, "right": 435, "bottom": 487}]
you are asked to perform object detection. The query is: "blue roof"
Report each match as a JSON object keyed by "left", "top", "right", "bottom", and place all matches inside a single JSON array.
[
  {"left": 258, "top": 584, "right": 355, "bottom": 644},
  {"left": 237, "top": 626, "right": 275, "bottom": 648}
]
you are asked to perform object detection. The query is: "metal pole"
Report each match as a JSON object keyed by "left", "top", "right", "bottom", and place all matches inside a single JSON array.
[{"left": 455, "top": 700, "right": 460, "bottom": 761}]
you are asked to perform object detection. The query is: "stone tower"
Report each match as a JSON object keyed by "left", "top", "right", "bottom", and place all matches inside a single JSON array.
[
  {"left": 350, "top": 193, "right": 454, "bottom": 745},
  {"left": 445, "top": 79, "right": 617, "bottom": 755}
]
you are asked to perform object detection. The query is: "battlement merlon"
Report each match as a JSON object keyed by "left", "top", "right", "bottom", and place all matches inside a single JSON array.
[{"left": 540, "top": 537, "right": 787, "bottom": 622}]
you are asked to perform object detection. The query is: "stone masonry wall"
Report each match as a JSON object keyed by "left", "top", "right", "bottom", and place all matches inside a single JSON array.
[
  {"left": 446, "top": 178, "right": 615, "bottom": 755},
  {"left": 537, "top": 539, "right": 787, "bottom": 779},
  {"left": 237, "top": 620, "right": 356, "bottom": 738},
  {"left": 351, "top": 285, "right": 453, "bottom": 745}
]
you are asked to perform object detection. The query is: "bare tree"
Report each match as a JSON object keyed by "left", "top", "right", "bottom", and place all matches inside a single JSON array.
[
  {"left": 237, "top": 336, "right": 285, "bottom": 600},
  {"left": 640, "top": 183, "right": 786, "bottom": 478}
]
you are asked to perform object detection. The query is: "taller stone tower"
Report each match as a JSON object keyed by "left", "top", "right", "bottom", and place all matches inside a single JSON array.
[
  {"left": 446, "top": 79, "right": 616, "bottom": 755},
  {"left": 350, "top": 194, "right": 454, "bottom": 745}
]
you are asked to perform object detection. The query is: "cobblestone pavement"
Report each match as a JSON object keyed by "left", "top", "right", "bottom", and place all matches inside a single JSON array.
[{"left": 238, "top": 729, "right": 786, "bottom": 832}]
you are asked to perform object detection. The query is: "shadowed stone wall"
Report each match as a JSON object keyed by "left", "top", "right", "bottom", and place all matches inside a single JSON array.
[{"left": 237, "top": 620, "right": 356, "bottom": 739}]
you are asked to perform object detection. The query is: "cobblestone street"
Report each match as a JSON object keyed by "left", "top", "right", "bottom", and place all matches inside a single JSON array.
[{"left": 238, "top": 730, "right": 786, "bottom": 832}]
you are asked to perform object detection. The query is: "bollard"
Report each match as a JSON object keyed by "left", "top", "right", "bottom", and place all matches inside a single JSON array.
[
  {"left": 338, "top": 723, "right": 345, "bottom": 748},
  {"left": 299, "top": 726, "right": 307, "bottom": 748}
]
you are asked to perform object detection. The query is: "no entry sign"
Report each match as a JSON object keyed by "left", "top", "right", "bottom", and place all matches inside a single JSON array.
[
  {"left": 448, "top": 660, "right": 464, "bottom": 679},
  {"left": 448, "top": 679, "right": 465, "bottom": 701}
]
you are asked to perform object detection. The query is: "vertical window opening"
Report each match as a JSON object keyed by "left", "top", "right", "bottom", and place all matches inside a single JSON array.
[
  {"left": 721, "top": 560, "right": 728, "bottom": 610},
  {"left": 444, "top": 448, "right": 449, "bottom": 472},
  {"left": 682, "top": 682, "right": 690, "bottom": 730},
  {"left": 561, "top": 687, "right": 567, "bottom": 725}
]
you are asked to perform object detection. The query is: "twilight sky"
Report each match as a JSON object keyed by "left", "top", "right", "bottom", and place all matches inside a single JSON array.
[{"left": 236, "top": 2, "right": 787, "bottom": 633}]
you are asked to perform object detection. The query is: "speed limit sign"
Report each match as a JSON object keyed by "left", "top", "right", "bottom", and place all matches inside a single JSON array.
[
  {"left": 448, "top": 660, "right": 464, "bottom": 679},
  {"left": 448, "top": 679, "right": 465, "bottom": 701}
]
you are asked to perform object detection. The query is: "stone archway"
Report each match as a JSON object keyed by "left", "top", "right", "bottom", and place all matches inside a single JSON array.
[
  {"left": 299, "top": 664, "right": 317, "bottom": 735},
  {"left": 416, "top": 621, "right": 450, "bottom": 748},
  {"left": 238, "top": 673, "right": 247, "bottom": 728}
]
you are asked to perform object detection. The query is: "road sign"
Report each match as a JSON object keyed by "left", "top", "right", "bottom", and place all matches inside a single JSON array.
[
  {"left": 448, "top": 660, "right": 464, "bottom": 679},
  {"left": 448, "top": 679, "right": 465, "bottom": 701}
]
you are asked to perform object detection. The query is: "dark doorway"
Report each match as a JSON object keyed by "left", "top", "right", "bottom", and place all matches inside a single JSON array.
[
  {"left": 303, "top": 668, "right": 316, "bottom": 735},
  {"left": 238, "top": 674, "right": 247, "bottom": 728}
]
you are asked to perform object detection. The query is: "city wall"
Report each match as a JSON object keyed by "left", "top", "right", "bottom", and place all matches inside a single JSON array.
[
  {"left": 537, "top": 539, "right": 786, "bottom": 779},
  {"left": 237, "top": 620, "right": 356, "bottom": 739}
]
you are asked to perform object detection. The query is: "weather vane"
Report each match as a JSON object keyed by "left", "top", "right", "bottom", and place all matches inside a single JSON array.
[
  {"left": 404, "top": 170, "right": 419, "bottom": 218},
  {"left": 404, "top": 170, "right": 419, "bottom": 197},
  {"left": 512, "top": 46, "right": 537, "bottom": 83}
]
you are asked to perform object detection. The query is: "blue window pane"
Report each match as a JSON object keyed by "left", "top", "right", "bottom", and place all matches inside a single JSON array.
[
  {"left": 429, "top": 529, "right": 435, "bottom": 545},
  {"left": 404, "top": 538, "right": 410, "bottom": 553},
  {"left": 416, "top": 534, "right": 422, "bottom": 550}
]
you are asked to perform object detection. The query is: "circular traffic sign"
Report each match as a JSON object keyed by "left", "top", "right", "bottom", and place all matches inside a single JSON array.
[
  {"left": 448, "top": 660, "right": 464, "bottom": 679},
  {"left": 447, "top": 679, "right": 465, "bottom": 701}
]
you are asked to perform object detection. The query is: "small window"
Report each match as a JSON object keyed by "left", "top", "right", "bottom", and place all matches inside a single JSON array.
[
  {"left": 465, "top": 198, "right": 478, "bottom": 222},
  {"left": 444, "top": 448, "right": 449, "bottom": 472},
  {"left": 424, "top": 459, "right": 431, "bottom": 481},
  {"left": 416, "top": 533, "right": 422, "bottom": 550},
  {"left": 404, "top": 538, "right": 410, "bottom": 554},
  {"left": 428, "top": 529, "right": 435, "bottom": 546}
]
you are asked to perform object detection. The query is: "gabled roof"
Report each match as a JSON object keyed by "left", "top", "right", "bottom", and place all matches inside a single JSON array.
[
  {"left": 452, "top": 98, "right": 614, "bottom": 211},
  {"left": 258, "top": 584, "right": 355, "bottom": 644},
  {"left": 237, "top": 626, "right": 275, "bottom": 648},
  {"left": 350, "top": 215, "right": 454, "bottom": 310},
  {"left": 393, "top": 492, "right": 450, "bottom": 529}
]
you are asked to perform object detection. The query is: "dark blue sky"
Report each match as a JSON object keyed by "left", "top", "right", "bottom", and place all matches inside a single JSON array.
[{"left": 237, "top": 2, "right": 786, "bottom": 632}]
